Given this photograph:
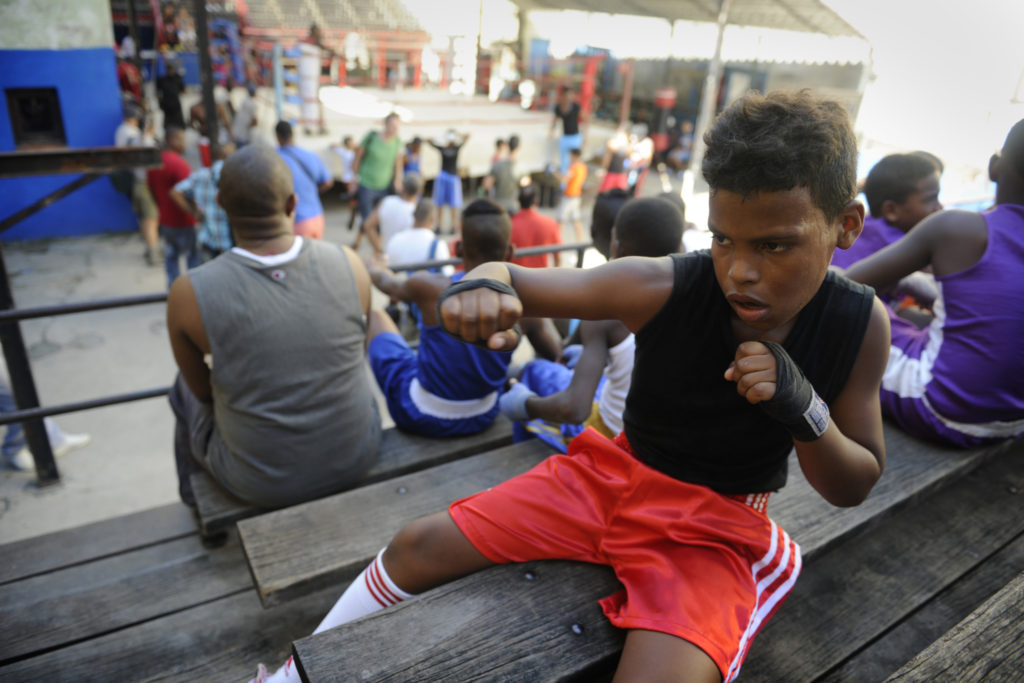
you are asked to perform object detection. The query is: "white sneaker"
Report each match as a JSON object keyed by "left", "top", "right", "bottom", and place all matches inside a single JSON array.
[
  {"left": 53, "top": 432, "right": 90, "bottom": 458},
  {"left": 8, "top": 447, "right": 34, "bottom": 471}
]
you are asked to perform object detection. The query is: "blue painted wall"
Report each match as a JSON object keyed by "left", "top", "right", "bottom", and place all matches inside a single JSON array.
[{"left": 0, "top": 47, "right": 136, "bottom": 241}]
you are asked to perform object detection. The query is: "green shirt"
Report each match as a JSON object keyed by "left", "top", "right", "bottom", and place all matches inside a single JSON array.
[{"left": 358, "top": 132, "right": 402, "bottom": 191}]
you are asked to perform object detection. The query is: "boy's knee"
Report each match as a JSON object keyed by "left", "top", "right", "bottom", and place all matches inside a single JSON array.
[{"left": 387, "top": 514, "right": 445, "bottom": 562}]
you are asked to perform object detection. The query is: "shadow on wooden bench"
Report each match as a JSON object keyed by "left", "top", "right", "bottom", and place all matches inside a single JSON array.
[
  {"left": 191, "top": 417, "right": 514, "bottom": 539},
  {"left": 266, "top": 427, "right": 1022, "bottom": 681}
]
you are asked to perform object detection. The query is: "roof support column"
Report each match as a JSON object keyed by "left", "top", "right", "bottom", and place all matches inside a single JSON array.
[{"left": 688, "top": 0, "right": 733, "bottom": 185}]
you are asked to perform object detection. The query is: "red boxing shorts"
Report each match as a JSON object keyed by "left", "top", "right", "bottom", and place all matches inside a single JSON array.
[{"left": 449, "top": 428, "right": 801, "bottom": 681}]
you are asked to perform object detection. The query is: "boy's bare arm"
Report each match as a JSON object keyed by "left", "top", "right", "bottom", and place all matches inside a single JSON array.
[
  {"left": 519, "top": 316, "right": 563, "bottom": 362},
  {"left": 793, "top": 298, "right": 889, "bottom": 506},
  {"left": 438, "top": 257, "right": 674, "bottom": 350},
  {"left": 844, "top": 209, "right": 986, "bottom": 289},
  {"left": 368, "top": 265, "right": 408, "bottom": 301},
  {"left": 726, "top": 298, "right": 889, "bottom": 506},
  {"left": 526, "top": 320, "right": 615, "bottom": 424},
  {"left": 369, "top": 267, "right": 447, "bottom": 316},
  {"left": 166, "top": 276, "right": 212, "bottom": 403}
]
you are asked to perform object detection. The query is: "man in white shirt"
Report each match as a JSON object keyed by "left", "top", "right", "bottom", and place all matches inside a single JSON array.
[
  {"left": 386, "top": 198, "right": 453, "bottom": 275},
  {"left": 230, "top": 84, "right": 258, "bottom": 147},
  {"left": 360, "top": 173, "right": 423, "bottom": 256}
]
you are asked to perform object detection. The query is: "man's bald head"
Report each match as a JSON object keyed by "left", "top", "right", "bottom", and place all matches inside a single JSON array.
[{"left": 218, "top": 145, "right": 295, "bottom": 221}]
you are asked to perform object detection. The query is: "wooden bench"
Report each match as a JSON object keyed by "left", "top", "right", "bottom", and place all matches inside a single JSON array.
[
  {"left": 191, "top": 417, "right": 514, "bottom": 539},
  {"left": 238, "top": 437, "right": 551, "bottom": 607},
  {"left": 742, "top": 434, "right": 1024, "bottom": 681},
  {"left": 884, "top": 571, "right": 1024, "bottom": 682},
  {"left": 270, "top": 428, "right": 1022, "bottom": 681}
]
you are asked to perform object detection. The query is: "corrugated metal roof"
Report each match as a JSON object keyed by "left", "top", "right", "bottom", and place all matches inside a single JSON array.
[
  {"left": 244, "top": 0, "right": 422, "bottom": 33},
  {"left": 513, "top": 0, "right": 861, "bottom": 38}
]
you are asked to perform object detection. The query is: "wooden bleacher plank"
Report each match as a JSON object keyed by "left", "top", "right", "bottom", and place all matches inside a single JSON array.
[
  {"left": 238, "top": 438, "right": 550, "bottom": 608},
  {"left": 743, "top": 439, "right": 1024, "bottom": 681},
  {"left": 767, "top": 424, "right": 1005, "bottom": 555},
  {"left": 290, "top": 434, "right": 1023, "bottom": 681},
  {"left": 884, "top": 571, "right": 1024, "bottom": 682},
  {"left": 241, "top": 423, "right": 1003, "bottom": 610},
  {"left": 295, "top": 561, "right": 624, "bottom": 683},
  {"left": 0, "top": 532, "right": 251, "bottom": 664},
  {"left": 0, "top": 502, "right": 195, "bottom": 585},
  {"left": 822, "top": 532, "right": 1024, "bottom": 682},
  {"left": 193, "top": 417, "right": 516, "bottom": 536},
  {"left": 0, "top": 585, "right": 340, "bottom": 682}
]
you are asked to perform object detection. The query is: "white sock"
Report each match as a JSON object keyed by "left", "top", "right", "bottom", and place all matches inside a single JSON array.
[
  {"left": 313, "top": 547, "right": 415, "bottom": 633},
  {"left": 259, "top": 549, "right": 414, "bottom": 683}
]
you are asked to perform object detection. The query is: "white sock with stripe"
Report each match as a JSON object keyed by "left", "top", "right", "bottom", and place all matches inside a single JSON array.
[
  {"left": 258, "top": 549, "right": 414, "bottom": 683},
  {"left": 313, "top": 548, "right": 415, "bottom": 634}
]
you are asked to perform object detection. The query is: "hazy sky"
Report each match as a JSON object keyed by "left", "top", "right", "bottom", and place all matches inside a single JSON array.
[{"left": 823, "top": 0, "right": 1024, "bottom": 166}]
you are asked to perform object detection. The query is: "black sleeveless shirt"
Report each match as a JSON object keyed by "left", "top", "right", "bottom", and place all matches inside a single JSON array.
[{"left": 622, "top": 251, "right": 875, "bottom": 493}]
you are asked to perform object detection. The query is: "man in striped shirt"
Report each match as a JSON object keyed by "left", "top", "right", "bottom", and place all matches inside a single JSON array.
[{"left": 170, "top": 143, "right": 236, "bottom": 263}]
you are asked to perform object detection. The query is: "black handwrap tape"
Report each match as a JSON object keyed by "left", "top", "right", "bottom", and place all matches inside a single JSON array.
[
  {"left": 759, "top": 341, "right": 830, "bottom": 442},
  {"left": 436, "top": 277, "right": 522, "bottom": 350}
]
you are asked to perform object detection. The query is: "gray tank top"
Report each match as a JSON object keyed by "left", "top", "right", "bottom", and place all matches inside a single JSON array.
[{"left": 190, "top": 238, "right": 381, "bottom": 507}]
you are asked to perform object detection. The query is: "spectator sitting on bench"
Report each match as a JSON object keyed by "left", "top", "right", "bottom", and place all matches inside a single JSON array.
[
  {"left": 384, "top": 197, "right": 452, "bottom": 274},
  {"left": 362, "top": 198, "right": 562, "bottom": 439},
  {"left": 834, "top": 152, "right": 943, "bottom": 322},
  {"left": 357, "top": 172, "right": 422, "bottom": 257},
  {"left": 844, "top": 117, "right": 1024, "bottom": 448},
  {"left": 502, "top": 196, "right": 684, "bottom": 452},
  {"left": 251, "top": 91, "right": 890, "bottom": 683},
  {"left": 166, "top": 144, "right": 382, "bottom": 510},
  {"left": 832, "top": 152, "right": 943, "bottom": 270}
]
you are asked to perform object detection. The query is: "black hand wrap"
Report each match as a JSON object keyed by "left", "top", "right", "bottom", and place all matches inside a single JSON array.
[
  {"left": 759, "top": 341, "right": 830, "bottom": 442},
  {"left": 436, "top": 277, "right": 522, "bottom": 350}
]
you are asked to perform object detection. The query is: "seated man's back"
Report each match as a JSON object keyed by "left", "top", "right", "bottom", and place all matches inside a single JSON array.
[{"left": 168, "top": 146, "right": 381, "bottom": 508}]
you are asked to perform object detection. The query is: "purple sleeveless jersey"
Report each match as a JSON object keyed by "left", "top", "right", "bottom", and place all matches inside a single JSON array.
[
  {"left": 881, "top": 204, "right": 1024, "bottom": 446},
  {"left": 831, "top": 215, "right": 905, "bottom": 269}
]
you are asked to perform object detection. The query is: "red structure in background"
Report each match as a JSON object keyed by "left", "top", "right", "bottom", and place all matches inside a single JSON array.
[
  {"left": 579, "top": 55, "right": 600, "bottom": 117},
  {"left": 650, "top": 86, "right": 677, "bottom": 155},
  {"left": 240, "top": 22, "right": 429, "bottom": 90}
]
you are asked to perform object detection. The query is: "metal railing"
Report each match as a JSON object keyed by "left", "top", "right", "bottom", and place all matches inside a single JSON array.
[{"left": 0, "top": 241, "right": 593, "bottom": 486}]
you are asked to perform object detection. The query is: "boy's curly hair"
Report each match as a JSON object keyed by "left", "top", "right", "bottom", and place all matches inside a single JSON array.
[{"left": 702, "top": 90, "right": 858, "bottom": 221}]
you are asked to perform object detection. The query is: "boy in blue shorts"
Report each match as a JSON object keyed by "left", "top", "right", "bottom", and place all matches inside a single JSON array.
[
  {"left": 363, "top": 198, "right": 561, "bottom": 438},
  {"left": 252, "top": 91, "right": 890, "bottom": 683}
]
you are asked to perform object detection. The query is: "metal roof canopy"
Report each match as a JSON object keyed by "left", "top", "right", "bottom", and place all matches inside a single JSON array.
[
  {"left": 513, "top": 0, "right": 864, "bottom": 192},
  {"left": 513, "top": 0, "right": 861, "bottom": 38}
]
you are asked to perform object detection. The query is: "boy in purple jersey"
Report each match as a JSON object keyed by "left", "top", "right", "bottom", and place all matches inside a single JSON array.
[
  {"left": 845, "top": 118, "right": 1024, "bottom": 447},
  {"left": 832, "top": 153, "right": 943, "bottom": 270}
]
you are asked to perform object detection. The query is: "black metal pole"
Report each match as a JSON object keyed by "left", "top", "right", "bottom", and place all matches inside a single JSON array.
[
  {"left": 0, "top": 292, "right": 166, "bottom": 323},
  {"left": 0, "top": 244, "right": 58, "bottom": 485},
  {"left": 126, "top": 0, "right": 143, "bottom": 73},
  {"left": 194, "top": 0, "right": 220, "bottom": 148},
  {"left": 0, "top": 386, "right": 171, "bottom": 426}
]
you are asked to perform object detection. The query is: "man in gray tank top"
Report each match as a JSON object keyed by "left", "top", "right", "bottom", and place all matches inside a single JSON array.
[{"left": 167, "top": 145, "right": 382, "bottom": 509}]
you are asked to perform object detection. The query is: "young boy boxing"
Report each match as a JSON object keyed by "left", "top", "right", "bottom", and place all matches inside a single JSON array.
[{"left": 252, "top": 90, "right": 889, "bottom": 683}]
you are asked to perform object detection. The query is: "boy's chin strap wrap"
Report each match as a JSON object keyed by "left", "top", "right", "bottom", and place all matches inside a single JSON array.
[
  {"left": 759, "top": 341, "right": 830, "bottom": 442},
  {"left": 436, "top": 278, "right": 522, "bottom": 350}
]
